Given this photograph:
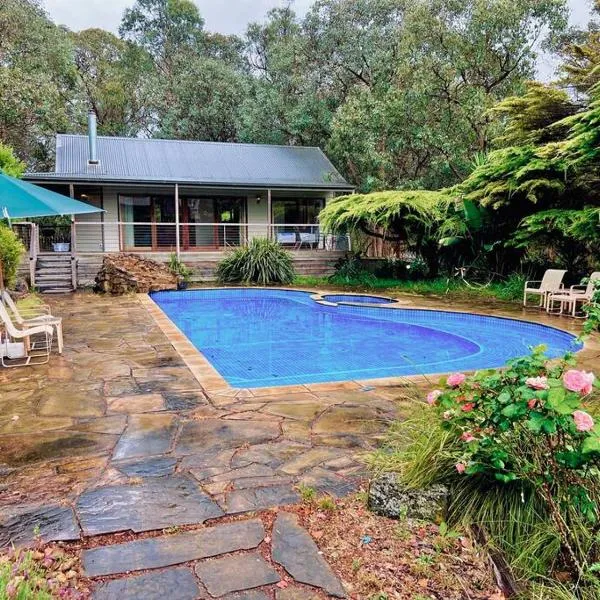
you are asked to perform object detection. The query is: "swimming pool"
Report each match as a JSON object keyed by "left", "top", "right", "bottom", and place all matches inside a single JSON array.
[
  {"left": 151, "top": 289, "right": 582, "bottom": 388},
  {"left": 321, "top": 294, "right": 397, "bottom": 305}
]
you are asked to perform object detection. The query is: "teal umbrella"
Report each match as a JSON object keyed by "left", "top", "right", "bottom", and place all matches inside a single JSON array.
[{"left": 0, "top": 172, "right": 103, "bottom": 220}]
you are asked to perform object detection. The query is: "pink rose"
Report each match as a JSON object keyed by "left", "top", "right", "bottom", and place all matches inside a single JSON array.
[
  {"left": 426, "top": 389, "right": 443, "bottom": 405},
  {"left": 461, "top": 402, "right": 476, "bottom": 412},
  {"left": 455, "top": 462, "right": 466, "bottom": 474},
  {"left": 461, "top": 431, "right": 476, "bottom": 442},
  {"left": 573, "top": 410, "right": 594, "bottom": 432},
  {"left": 563, "top": 370, "right": 595, "bottom": 395},
  {"left": 527, "top": 398, "right": 538, "bottom": 409},
  {"left": 526, "top": 376, "right": 549, "bottom": 390},
  {"left": 447, "top": 373, "right": 467, "bottom": 387}
]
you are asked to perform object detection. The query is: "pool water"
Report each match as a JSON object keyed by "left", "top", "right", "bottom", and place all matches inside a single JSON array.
[{"left": 151, "top": 289, "right": 582, "bottom": 388}]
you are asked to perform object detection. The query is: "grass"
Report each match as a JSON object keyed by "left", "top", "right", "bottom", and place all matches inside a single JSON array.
[
  {"left": 14, "top": 292, "right": 45, "bottom": 312},
  {"left": 0, "top": 549, "right": 54, "bottom": 600},
  {"left": 292, "top": 273, "right": 526, "bottom": 303}
]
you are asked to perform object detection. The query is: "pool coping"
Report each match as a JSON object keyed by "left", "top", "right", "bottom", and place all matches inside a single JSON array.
[{"left": 139, "top": 287, "right": 596, "bottom": 396}]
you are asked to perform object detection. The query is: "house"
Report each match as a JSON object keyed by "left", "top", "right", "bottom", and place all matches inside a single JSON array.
[{"left": 22, "top": 113, "right": 353, "bottom": 290}]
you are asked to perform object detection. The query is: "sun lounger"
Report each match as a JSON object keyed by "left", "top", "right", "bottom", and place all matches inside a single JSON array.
[
  {"left": 1, "top": 290, "right": 63, "bottom": 354},
  {"left": 0, "top": 302, "right": 53, "bottom": 367}
]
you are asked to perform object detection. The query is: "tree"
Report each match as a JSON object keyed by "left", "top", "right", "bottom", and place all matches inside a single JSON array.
[
  {"left": 0, "top": 0, "right": 78, "bottom": 168},
  {"left": 326, "top": 0, "right": 569, "bottom": 191},
  {"left": 0, "top": 142, "right": 26, "bottom": 177},
  {"left": 71, "top": 28, "right": 155, "bottom": 136}
]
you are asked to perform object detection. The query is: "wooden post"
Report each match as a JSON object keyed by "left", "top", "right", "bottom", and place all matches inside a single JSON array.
[
  {"left": 29, "top": 223, "right": 37, "bottom": 287},
  {"left": 267, "top": 189, "right": 272, "bottom": 240},
  {"left": 175, "top": 184, "right": 180, "bottom": 259}
]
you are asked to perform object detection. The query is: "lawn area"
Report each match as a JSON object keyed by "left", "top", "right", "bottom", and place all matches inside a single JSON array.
[{"left": 293, "top": 274, "right": 526, "bottom": 303}]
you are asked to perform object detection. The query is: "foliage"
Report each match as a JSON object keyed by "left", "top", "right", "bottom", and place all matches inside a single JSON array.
[
  {"left": 373, "top": 347, "right": 600, "bottom": 595},
  {"left": 329, "top": 252, "right": 376, "bottom": 286},
  {"left": 168, "top": 253, "right": 192, "bottom": 282},
  {"left": 583, "top": 280, "right": 600, "bottom": 335},
  {"left": 0, "top": 142, "right": 25, "bottom": 177},
  {"left": 216, "top": 238, "right": 295, "bottom": 286},
  {"left": 0, "top": 224, "right": 25, "bottom": 288},
  {"left": 0, "top": 543, "right": 83, "bottom": 599}
]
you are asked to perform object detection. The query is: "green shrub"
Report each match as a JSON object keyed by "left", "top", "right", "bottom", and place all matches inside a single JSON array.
[
  {"left": 216, "top": 238, "right": 295, "bottom": 285},
  {"left": 329, "top": 252, "right": 376, "bottom": 286},
  {"left": 168, "top": 253, "right": 193, "bottom": 282},
  {"left": 371, "top": 347, "right": 600, "bottom": 596},
  {"left": 0, "top": 224, "right": 25, "bottom": 288}
]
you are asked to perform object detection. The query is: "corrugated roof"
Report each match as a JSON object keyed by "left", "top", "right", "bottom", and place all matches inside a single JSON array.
[{"left": 25, "top": 135, "right": 352, "bottom": 190}]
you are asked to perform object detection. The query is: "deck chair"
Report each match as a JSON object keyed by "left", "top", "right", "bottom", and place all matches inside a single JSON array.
[
  {"left": 547, "top": 272, "right": 600, "bottom": 317},
  {"left": 1, "top": 291, "right": 63, "bottom": 354},
  {"left": 523, "top": 269, "right": 567, "bottom": 309},
  {"left": 0, "top": 302, "right": 53, "bottom": 367}
]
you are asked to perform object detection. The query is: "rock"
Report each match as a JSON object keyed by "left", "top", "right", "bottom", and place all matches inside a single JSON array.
[
  {"left": 92, "top": 567, "right": 199, "bottom": 600},
  {"left": 194, "top": 553, "right": 279, "bottom": 596},
  {"left": 94, "top": 253, "right": 178, "bottom": 295},
  {"left": 224, "top": 484, "right": 301, "bottom": 514},
  {"left": 272, "top": 512, "right": 346, "bottom": 598},
  {"left": 76, "top": 476, "right": 224, "bottom": 535},
  {"left": 115, "top": 456, "right": 177, "bottom": 477},
  {"left": 0, "top": 505, "right": 80, "bottom": 548},
  {"left": 112, "top": 414, "right": 177, "bottom": 460},
  {"left": 83, "top": 519, "right": 265, "bottom": 577},
  {"left": 368, "top": 472, "right": 449, "bottom": 521}
]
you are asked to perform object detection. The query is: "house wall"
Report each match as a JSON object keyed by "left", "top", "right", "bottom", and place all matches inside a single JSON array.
[{"left": 73, "top": 186, "right": 335, "bottom": 252}]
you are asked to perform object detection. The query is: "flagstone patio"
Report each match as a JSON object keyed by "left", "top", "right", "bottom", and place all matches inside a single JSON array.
[{"left": 0, "top": 290, "right": 596, "bottom": 598}]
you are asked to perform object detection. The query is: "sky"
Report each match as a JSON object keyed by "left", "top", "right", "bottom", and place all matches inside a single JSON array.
[{"left": 43, "top": 0, "right": 593, "bottom": 78}]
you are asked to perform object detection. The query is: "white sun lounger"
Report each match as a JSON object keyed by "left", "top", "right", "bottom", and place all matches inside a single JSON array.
[
  {"left": 0, "top": 302, "right": 53, "bottom": 367},
  {"left": 1, "top": 290, "right": 63, "bottom": 354},
  {"left": 523, "top": 269, "right": 567, "bottom": 309}
]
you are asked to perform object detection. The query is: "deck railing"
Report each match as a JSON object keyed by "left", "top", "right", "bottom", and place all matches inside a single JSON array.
[{"left": 67, "top": 222, "right": 350, "bottom": 254}]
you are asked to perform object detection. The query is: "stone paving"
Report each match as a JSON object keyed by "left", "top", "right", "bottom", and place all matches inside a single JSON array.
[{"left": 0, "top": 291, "right": 597, "bottom": 599}]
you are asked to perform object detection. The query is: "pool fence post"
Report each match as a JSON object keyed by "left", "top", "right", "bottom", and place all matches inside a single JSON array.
[{"left": 267, "top": 188, "right": 272, "bottom": 240}]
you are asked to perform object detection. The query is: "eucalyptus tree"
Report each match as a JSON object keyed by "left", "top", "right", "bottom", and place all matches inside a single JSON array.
[
  {"left": 0, "top": 0, "right": 77, "bottom": 168},
  {"left": 71, "top": 28, "right": 155, "bottom": 136}
]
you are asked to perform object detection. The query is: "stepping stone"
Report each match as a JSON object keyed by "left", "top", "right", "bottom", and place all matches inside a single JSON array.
[
  {"left": 176, "top": 420, "right": 280, "bottom": 455},
  {"left": 108, "top": 394, "right": 165, "bottom": 414},
  {"left": 83, "top": 519, "right": 265, "bottom": 576},
  {"left": 195, "top": 553, "right": 279, "bottom": 596},
  {"left": 272, "top": 512, "right": 346, "bottom": 598},
  {"left": 77, "top": 476, "right": 224, "bottom": 535},
  {"left": 279, "top": 448, "right": 344, "bottom": 475},
  {"left": 115, "top": 456, "right": 177, "bottom": 477},
  {"left": 0, "top": 505, "right": 80, "bottom": 548},
  {"left": 113, "top": 414, "right": 177, "bottom": 460},
  {"left": 92, "top": 566, "right": 199, "bottom": 600},
  {"left": 225, "top": 484, "right": 301, "bottom": 514},
  {"left": 225, "top": 592, "right": 269, "bottom": 600},
  {"left": 299, "top": 467, "right": 357, "bottom": 498}
]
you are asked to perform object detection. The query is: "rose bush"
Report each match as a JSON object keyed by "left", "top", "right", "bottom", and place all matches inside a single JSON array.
[{"left": 427, "top": 345, "right": 600, "bottom": 579}]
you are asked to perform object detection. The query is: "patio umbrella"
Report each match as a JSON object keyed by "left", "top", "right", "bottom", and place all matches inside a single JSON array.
[{"left": 0, "top": 172, "right": 103, "bottom": 220}]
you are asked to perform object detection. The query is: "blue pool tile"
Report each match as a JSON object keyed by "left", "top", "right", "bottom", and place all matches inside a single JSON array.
[{"left": 151, "top": 289, "right": 582, "bottom": 388}]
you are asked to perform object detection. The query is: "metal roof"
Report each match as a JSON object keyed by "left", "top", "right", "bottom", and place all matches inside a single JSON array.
[{"left": 25, "top": 134, "right": 353, "bottom": 190}]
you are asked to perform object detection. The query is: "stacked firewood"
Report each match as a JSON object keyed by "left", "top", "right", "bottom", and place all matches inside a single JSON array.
[{"left": 94, "top": 253, "right": 178, "bottom": 294}]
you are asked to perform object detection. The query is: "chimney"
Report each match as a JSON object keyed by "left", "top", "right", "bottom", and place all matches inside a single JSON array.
[{"left": 87, "top": 110, "right": 99, "bottom": 165}]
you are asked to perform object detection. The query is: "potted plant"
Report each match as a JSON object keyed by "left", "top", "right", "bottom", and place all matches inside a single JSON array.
[
  {"left": 168, "top": 253, "right": 193, "bottom": 289},
  {"left": 51, "top": 226, "right": 71, "bottom": 252}
]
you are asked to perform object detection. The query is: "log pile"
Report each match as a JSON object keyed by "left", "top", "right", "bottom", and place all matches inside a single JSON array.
[{"left": 94, "top": 253, "right": 179, "bottom": 294}]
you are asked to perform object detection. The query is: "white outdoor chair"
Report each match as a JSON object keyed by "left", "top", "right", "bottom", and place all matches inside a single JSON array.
[
  {"left": 0, "top": 303, "right": 53, "bottom": 367},
  {"left": 276, "top": 232, "right": 297, "bottom": 246},
  {"left": 547, "top": 272, "right": 600, "bottom": 317},
  {"left": 523, "top": 269, "right": 567, "bottom": 309},
  {"left": 296, "top": 231, "right": 318, "bottom": 250},
  {"left": 1, "top": 290, "right": 63, "bottom": 354}
]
